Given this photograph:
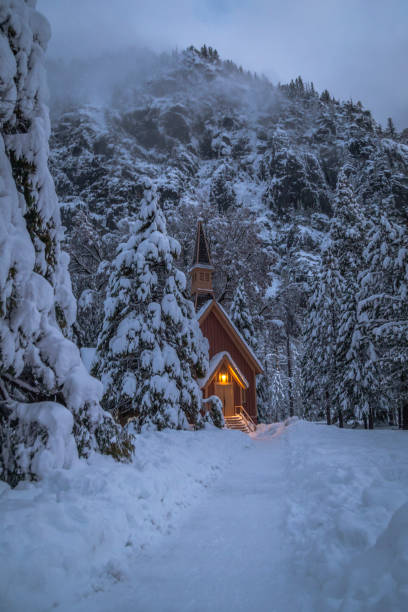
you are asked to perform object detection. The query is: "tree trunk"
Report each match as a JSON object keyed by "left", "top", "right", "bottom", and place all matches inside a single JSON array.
[
  {"left": 368, "top": 406, "right": 374, "bottom": 430},
  {"left": 363, "top": 412, "right": 368, "bottom": 429},
  {"left": 402, "top": 403, "right": 408, "bottom": 430},
  {"left": 338, "top": 408, "right": 344, "bottom": 428},
  {"left": 399, "top": 372, "right": 407, "bottom": 429},
  {"left": 286, "top": 333, "right": 294, "bottom": 418},
  {"left": 325, "top": 389, "right": 331, "bottom": 425}
]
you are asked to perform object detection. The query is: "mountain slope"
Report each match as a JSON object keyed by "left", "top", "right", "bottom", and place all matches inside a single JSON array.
[{"left": 47, "top": 46, "right": 408, "bottom": 421}]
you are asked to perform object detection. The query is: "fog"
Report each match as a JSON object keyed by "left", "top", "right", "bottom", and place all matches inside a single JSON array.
[{"left": 37, "top": 0, "right": 408, "bottom": 129}]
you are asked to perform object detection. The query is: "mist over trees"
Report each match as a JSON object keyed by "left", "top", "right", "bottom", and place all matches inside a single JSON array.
[{"left": 45, "top": 44, "right": 408, "bottom": 430}]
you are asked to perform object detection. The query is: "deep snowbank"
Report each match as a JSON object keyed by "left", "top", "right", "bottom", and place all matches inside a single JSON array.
[
  {"left": 0, "top": 427, "right": 249, "bottom": 612},
  {"left": 283, "top": 421, "right": 408, "bottom": 611}
]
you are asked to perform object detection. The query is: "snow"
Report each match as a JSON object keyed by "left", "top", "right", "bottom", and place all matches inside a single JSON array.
[
  {"left": 80, "top": 346, "right": 97, "bottom": 372},
  {"left": 265, "top": 277, "right": 281, "bottom": 299},
  {"left": 12, "top": 401, "right": 77, "bottom": 479},
  {"left": 1, "top": 421, "right": 407, "bottom": 611},
  {"left": 0, "top": 427, "right": 248, "bottom": 612},
  {"left": 195, "top": 298, "right": 213, "bottom": 321}
]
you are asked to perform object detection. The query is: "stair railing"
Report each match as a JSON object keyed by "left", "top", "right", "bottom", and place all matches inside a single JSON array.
[{"left": 235, "top": 405, "right": 256, "bottom": 432}]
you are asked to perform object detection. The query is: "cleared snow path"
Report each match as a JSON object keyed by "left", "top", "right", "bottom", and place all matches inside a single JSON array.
[
  {"left": 66, "top": 428, "right": 291, "bottom": 612},
  {"left": 2, "top": 421, "right": 408, "bottom": 611}
]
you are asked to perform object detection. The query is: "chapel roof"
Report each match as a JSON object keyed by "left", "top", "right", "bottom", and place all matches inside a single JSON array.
[
  {"left": 192, "top": 220, "right": 213, "bottom": 267},
  {"left": 198, "top": 351, "right": 249, "bottom": 389},
  {"left": 196, "top": 299, "right": 263, "bottom": 374}
]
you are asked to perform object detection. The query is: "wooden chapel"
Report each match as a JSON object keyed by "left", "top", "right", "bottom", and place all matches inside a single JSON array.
[{"left": 191, "top": 221, "right": 263, "bottom": 429}]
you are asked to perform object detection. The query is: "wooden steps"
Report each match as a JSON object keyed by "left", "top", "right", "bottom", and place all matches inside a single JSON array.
[{"left": 224, "top": 415, "right": 252, "bottom": 434}]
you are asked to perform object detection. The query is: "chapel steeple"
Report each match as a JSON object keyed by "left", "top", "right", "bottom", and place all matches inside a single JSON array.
[{"left": 191, "top": 220, "right": 214, "bottom": 309}]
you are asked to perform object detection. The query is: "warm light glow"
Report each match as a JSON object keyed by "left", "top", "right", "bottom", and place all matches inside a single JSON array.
[{"left": 221, "top": 374, "right": 227, "bottom": 383}]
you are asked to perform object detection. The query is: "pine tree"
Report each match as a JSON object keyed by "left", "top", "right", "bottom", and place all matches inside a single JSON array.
[
  {"left": 329, "top": 168, "right": 369, "bottom": 425},
  {"left": 94, "top": 180, "right": 208, "bottom": 431},
  {"left": 229, "top": 280, "right": 257, "bottom": 350},
  {"left": 320, "top": 89, "right": 331, "bottom": 103},
  {"left": 0, "top": 1, "right": 132, "bottom": 486},
  {"left": 386, "top": 117, "right": 396, "bottom": 138},
  {"left": 257, "top": 359, "right": 286, "bottom": 423},
  {"left": 358, "top": 203, "right": 408, "bottom": 428},
  {"left": 302, "top": 240, "right": 345, "bottom": 424}
]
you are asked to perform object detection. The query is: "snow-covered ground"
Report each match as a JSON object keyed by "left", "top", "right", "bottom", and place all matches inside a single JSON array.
[{"left": 1, "top": 421, "right": 407, "bottom": 612}]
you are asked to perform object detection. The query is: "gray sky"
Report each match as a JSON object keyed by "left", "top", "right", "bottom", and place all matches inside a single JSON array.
[{"left": 37, "top": 0, "right": 408, "bottom": 129}]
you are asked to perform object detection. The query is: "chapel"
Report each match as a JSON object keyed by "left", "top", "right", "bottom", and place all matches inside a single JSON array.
[{"left": 191, "top": 221, "right": 263, "bottom": 431}]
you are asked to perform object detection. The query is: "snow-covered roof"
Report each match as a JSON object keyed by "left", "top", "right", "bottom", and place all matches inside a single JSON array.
[
  {"left": 216, "top": 302, "right": 263, "bottom": 371},
  {"left": 196, "top": 299, "right": 263, "bottom": 372},
  {"left": 195, "top": 299, "right": 263, "bottom": 373},
  {"left": 198, "top": 351, "right": 249, "bottom": 389},
  {"left": 189, "top": 263, "right": 214, "bottom": 272},
  {"left": 195, "top": 299, "right": 213, "bottom": 321}
]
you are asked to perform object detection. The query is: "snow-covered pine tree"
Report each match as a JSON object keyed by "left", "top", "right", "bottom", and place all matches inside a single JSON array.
[
  {"left": 229, "top": 279, "right": 257, "bottom": 350},
  {"left": 330, "top": 166, "right": 366, "bottom": 279},
  {"left": 230, "top": 280, "right": 276, "bottom": 419},
  {"left": 302, "top": 239, "right": 345, "bottom": 424},
  {"left": 330, "top": 167, "right": 369, "bottom": 425},
  {"left": 0, "top": 1, "right": 133, "bottom": 486},
  {"left": 358, "top": 202, "right": 408, "bottom": 428},
  {"left": 93, "top": 180, "right": 209, "bottom": 431},
  {"left": 257, "top": 357, "right": 286, "bottom": 423}
]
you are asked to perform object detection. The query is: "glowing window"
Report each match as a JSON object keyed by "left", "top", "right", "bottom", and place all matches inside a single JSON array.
[{"left": 218, "top": 369, "right": 230, "bottom": 384}]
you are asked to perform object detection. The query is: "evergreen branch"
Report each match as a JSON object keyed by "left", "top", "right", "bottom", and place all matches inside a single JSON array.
[{"left": 2, "top": 374, "right": 41, "bottom": 395}]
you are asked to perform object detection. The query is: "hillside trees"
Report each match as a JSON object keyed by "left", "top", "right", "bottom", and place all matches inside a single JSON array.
[
  {"left": 42, "top": 38, "right": 408, "bottom": 427},
  {"left": 303, "top": 241, "right": 345, "bottom": 424},
  {"left": 330, "top": 168, "right": 368, "bottom": 425},
  {"left": 303, "top": 164, "right": 408, "bottom": 428},
  {"left": 357, "top": 203, "right": 408, "bottom": 428},
  {"left": 93, "top": 181, "right": 209, "bottom": 431},
  {"left": 68, "top": 209, "right": 112, "bottom": 347},
  {"left": 229, "top": 280, "right": 257, "bottom": 351},
  {"left": 0, "top": 0, "right": 132, "bottom": 486},
  {"left": 302, "top": 168, "right": 368, "bottom": 426}
]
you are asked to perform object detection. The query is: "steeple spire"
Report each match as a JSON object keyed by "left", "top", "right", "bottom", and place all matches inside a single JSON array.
[{"left": 191, "top": 220, "right": 214, "bottom": 309}]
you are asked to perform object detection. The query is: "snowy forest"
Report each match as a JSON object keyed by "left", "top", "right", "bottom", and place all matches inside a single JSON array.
[
  {"left": 47, "top": 47, "right": 408, "bottom": 432},
  {"left": 1, "top": 2, "right": 408, "bottom": 610}
]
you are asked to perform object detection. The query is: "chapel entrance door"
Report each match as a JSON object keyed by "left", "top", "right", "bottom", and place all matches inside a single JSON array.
[{"left": 215, "top": 383, "right": 235, "bottom": 417}]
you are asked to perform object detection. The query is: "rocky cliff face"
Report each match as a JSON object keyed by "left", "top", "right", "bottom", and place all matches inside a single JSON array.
[{"left": 50, "top": 47, "right": 408, "bottom": 221}]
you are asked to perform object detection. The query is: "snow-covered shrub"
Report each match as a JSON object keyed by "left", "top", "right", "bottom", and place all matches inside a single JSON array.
[
  {"left": 0, "top": 401, "right": 77, "bottom": 487},
  {"left": 203, "top": 395, "right": 225, "bottom": 428},
  {"left": 94, "top": 180, "right": 209, "bottom": 431},
  {"left": 0, "top": 0, "right": 134, "bottom": 485}
]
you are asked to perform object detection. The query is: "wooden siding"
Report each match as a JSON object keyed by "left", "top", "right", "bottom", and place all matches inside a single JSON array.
[
  {"left": 200, "top": 310, "right": 257, "bottom": 421},
  {"left": 233, "top": 379, "right": 241, "bottom": 407}
]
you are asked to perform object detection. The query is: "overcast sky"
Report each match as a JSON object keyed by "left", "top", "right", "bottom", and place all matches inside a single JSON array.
[{"left": 37, "top": 0, "right": 408, "bottom": 130}]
